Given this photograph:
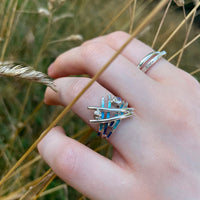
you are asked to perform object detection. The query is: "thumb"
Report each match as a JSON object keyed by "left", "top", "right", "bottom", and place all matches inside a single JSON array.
[{"left": 37, "top": 126, "right": 133, "bottom": 199}]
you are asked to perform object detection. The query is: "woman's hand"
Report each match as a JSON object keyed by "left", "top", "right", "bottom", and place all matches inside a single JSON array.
[{"left": 38, "top": 31, "right": 200, "bottom": 200}]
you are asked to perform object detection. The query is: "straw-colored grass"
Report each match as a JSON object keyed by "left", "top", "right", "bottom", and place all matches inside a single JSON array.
[
  {"left": 0, "top": 62, "right": 56, "bottom": 91},
  {"left": 0, "top": 0, "right": 200, "bottom": 199}
]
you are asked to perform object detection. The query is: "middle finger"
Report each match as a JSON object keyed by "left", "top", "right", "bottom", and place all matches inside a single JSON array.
[{"left": 49, "top": 42, "right": 158, "bottom": 112}]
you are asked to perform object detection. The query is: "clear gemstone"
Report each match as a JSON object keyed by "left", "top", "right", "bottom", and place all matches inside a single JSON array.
[
  {"left": 94, "top": 110, "right": 101, "bottom": 119},
  {"left": 112, "top": 96, "right": 122, "bottom": 106}
]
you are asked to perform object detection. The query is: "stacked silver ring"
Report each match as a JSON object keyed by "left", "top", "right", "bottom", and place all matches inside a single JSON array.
[
  {"left": 88, "top": 50, "right": 166, "bottom": 139},
  {"left": 137, "top": 51, "right": 166, "bottom": 73}
]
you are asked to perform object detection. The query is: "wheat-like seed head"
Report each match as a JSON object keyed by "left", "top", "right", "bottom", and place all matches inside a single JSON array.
[
  {"left": 38, "top": 8, "right": 50, "bottom": 17},
  {"left": 65, "top": 34, "right": 83, "bottom": 41},
  {"left": 0, "top": 62, "right": 57, "bottom": 91}
]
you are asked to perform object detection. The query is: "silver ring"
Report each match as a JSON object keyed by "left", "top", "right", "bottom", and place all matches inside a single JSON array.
[
  {"left": 88, "top": 95, "right": 134, "bottom": 138},
  {"left": 137, "top": 51, "right": 166, "bottom": 73}
]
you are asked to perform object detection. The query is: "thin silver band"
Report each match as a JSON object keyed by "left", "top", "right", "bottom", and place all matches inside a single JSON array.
[{"left": 137, "top": 51, "right": 166, "bottom": 73}]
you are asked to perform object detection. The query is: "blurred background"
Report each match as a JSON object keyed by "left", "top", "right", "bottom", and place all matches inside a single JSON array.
[{"left": 0, "top": 0, "right": 199, "bottom": 199}]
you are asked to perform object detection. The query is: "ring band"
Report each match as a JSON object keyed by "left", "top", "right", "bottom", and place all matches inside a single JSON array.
[
  {"left": 137, "top": 51, "right": 166, "bottom": 73},
  {"left": 88, "top": 95, "right": 134, "bottom": 138}
]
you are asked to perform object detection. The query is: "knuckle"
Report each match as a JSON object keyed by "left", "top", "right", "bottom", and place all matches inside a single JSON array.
[
  {"left": 178, "top": 70, "right": 200, "bottom": 89},
  {"left": 70, "top": 78, "right": 90, "bottom": 97},
  {"left": 54, "top": 143, "right": 78, "bottom": 178},
  {"left": 70, "top": 78, "right": 97, "bottom": 102},
  {"left": 164, "top": 98, "right": 192, "bottom": 131},
  {"left": 107, "top": 31, "right": 130, "bottom": 41},
  {"left": 80, "top": 42, "right": 107, "bottom": 65},
  {"left": 60, "top": 78, "right": 91, "bottom": 103}
]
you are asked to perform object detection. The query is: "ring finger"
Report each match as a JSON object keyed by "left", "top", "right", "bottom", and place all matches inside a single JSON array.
[{"left": 45, "top": 77, "right": 158, "bottom": 165}]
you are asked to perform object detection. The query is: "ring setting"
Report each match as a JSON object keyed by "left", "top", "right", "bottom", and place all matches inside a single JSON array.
[{"left": 88, "top": 95, "right": 134, "bottom": 138}]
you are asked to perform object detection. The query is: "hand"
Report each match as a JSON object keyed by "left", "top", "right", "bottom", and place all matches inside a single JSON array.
[{"left": 38, "top": 31, "right": 200, "bottom": 200}]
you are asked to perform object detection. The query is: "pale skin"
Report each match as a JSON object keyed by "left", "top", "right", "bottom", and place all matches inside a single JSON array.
[{"left": 38, "top": 31, "right": 200, "bottom": 200}]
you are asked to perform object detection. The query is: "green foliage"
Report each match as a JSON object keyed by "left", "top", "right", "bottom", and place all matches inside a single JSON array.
[{"left": 0, "top": 0, "right": 199, "bottom": 199}]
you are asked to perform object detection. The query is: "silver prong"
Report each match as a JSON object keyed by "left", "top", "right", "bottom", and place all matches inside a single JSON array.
[
  {"left": 88, "top": 106, "right": 134, "bottom": 113},
  {"left": 89, "top": 112, "right": 133, "bottom": 123}
]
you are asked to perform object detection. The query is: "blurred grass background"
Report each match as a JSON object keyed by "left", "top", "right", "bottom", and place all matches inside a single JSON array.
[{"left": 0, "top": 0, "right": 200, "bottom": 199}]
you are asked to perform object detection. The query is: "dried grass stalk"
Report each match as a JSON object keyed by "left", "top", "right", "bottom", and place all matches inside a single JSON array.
[
  {"left": 173, "top": 0, "right": 184, "bottom": 6},
  {"left": 19, "top": 172, "right": 55, "bottom": 200},
  {"left": 0, "top": 62, "right": 56, "bottom": 91}
]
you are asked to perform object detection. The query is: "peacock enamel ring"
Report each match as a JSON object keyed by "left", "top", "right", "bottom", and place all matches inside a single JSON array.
[{"left": 88, "top": 95, "right": 134, "bottom": 138}]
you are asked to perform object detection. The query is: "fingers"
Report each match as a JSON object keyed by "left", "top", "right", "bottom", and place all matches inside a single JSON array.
[
  {"left": 84, "top": 31, "right": 182, "bottom": 83},
  {"left": 46, "top": 76, "right": 155, "bottom": 112},
  {"left": 48, "top": 43, "right": 159, "bottom": 110},
  {"left": 44, "top": 77, "right": 162, "bottom": 166},
  {"left": 44, "top": 77, "right": 136, "bottom": 145},
  {"left": 48, "top": 31, "right": 178, "bottom": 85},
  {"left": 37, "top": 127, "right": 137, "bottom": 200}
]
